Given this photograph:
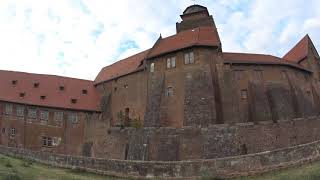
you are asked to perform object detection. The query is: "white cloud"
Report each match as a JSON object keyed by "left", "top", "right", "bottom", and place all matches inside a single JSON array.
[{"left": 0, "top": 0, "right": 318, "bottom": 80}]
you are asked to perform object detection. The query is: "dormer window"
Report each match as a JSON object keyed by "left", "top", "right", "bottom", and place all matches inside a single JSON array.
[
  {"left": 82, "top": 89, "right": 88, "bottom": 95},
  {"left": 59, "top": 86, "right": 65, "bottom": 91},
  {"left": 12, "top": 80, "right": 17, "bottom": 85},
  {"left": 19, "top": 92, "right": 25, "bottom": 98},
  {"left": 34, "top": 83, "right": 39, "bottom": 88},
  {"left": 40, "top": 95, "right": 46, "bottom": 100},
  {"left": 71, "top": 98, "right": 77, "bottom": 104}
]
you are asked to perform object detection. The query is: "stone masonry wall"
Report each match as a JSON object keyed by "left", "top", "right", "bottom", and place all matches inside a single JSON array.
[
  {"left": 1, "top": 139, "right": 320, "bottom": 179},
  {"left": 96, "top": 116, "right": 320, "bottom": 161}
]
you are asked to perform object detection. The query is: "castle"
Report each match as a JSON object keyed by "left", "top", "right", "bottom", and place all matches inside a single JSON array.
[{"left": 1, "top": 4, "right": 320, "bottom": 164}]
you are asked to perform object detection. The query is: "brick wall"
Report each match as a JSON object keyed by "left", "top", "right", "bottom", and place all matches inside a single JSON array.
[{"left": 1, "top": 138, "right": 320, "bottom": 179}]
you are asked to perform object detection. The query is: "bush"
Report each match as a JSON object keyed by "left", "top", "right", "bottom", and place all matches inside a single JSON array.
[
  {"left": 5, "top": 161, "right": 13, "bottom": 168},
  {"left": 21, "top": 161, "right": 32, "bottom": 168},
  {"left": 3, "top": 174, "right": 21, "bottom": 180}
]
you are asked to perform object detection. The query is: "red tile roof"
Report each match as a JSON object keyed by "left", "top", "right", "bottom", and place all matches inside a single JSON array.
[
  {"left": 94, "top": 49, "right": 149, "bottom": 85},
  {"left": 223, "top": 52, "right": 311, "bottom": 72},
  {"left": 0, "top": 70, "right": 101, "bottom": 112},
  {"left": 283, "top": 35, "right": 310, "bottom": 63},
  {"left": 147, "top": 27, "right": 220, "bottom": 58}
]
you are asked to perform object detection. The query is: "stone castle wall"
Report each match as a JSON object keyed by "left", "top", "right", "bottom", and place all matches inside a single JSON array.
[
  {"left": 91, "top": 116, "right": 320, "bottom": 162},
  {"left": 1, "top": 137, "right": 320, "bottom": 179}
]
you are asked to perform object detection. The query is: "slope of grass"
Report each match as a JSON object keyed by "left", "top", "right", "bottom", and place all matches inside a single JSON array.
[
  {"left": 235, "top": 161, "right": 320, "bottom": 180},
  {"left": 0, "top": 154, "right": 123, "bottom": 180}
]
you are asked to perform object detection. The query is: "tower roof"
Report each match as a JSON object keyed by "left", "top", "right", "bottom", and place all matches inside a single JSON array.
[
  {"left": 183, "top": 4, "right": 208, "bottom": 15},
  {"left": 283, "top": 35, "right": 310, "bottom": 63}
]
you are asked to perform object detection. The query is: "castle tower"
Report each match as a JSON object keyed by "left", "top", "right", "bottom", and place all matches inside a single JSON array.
[{"left": 176, "top": 4, "right": 217, "bottom": 33}]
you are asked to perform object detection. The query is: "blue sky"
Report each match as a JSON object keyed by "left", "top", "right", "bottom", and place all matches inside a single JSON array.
[{"left": 0, "top": 0, "right": 319, "bottom": 80}]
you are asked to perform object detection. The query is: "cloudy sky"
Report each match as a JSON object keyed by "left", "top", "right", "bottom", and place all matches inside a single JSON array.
[{"left": 0, "top": 0, "right": 319, "bottom": 80}]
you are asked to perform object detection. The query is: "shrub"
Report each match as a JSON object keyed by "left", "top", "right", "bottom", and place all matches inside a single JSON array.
[
  {"left": 5, "top": 161, "right": 13, "bottom": 168},
  {"left": 3, "top": 174, "right": 21, "bottom": 180}
]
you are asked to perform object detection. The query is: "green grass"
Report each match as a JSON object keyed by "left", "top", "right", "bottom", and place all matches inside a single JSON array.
[
  {"left": 235, "top": 161, "right": 320, "bottom": 180},
  {"left": 2, "top": 153, "right": 320, "bottom": 180},
  {"left": 0, "top": 154, "right": 123, "bottom": 180}
]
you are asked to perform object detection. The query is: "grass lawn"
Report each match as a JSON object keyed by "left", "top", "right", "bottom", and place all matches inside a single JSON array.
[
  {"left": 0, "top": 154, "right": 123, "bottom": 180},
  {"left": 1, "top": 153, "right": 320, "bottom": 180},
  {"left": 235, "top": 161, "right": 320, "bottom": 180}
]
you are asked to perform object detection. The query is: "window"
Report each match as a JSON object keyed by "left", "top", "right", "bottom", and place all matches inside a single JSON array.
[
  {"left": 68, "top": 113, "right": 78, "bottom": 124},
  {"left": 28, "top": 109, "right": 37, "bottom": 119},
  {"left": 42, "top": 137, "right": 53, "bottom": 147},
  {"left": 71, "top": 99, "right": 77, "bottom": 104},
  {"left": 19, "top": 92, "right": 25, "bottom": 98},
  {"left": 40, "top": 95, "right": 46, "bottom": 100},
  {"left": 254, "top": 70, "right": 263, "bottom": 80},
  {"left": 2, "top": 128, "right": 5, "bottom": 134},
  {"left": 281, "top": 71, "right": 287, "bottom": 79},
  {"left": 184, "top": 52, "right": 195, "bottom": 64},
  {"left": 166, "top": 87, "right": 174, "bottom": 97},
  {"left": 114, "top": 87, "right": 118, "bottom": 92},
  {"left": 11, "top": 128, "right": 16, "bottom": 136},
  {"left": 34, "top": 83, "right": 39, "bottom": 88},
  {"left": 82, "top": 89, "right": 88, "bottom": 94},
  {"left": 16, "top": 106, "right": 24, "bottom": 117},
  {"left": 124, "top": 84, "right": 128, "bottom": 89},
  {"left": 167, "top": 57, "right": 176, "bottom": 69},
  {"left": 5, "top": 104, "right": 13, "bottom": 115},
  {"left": 150, "top": 63, "right": 155, "bottom": 73},
  {"left": 233, "top": 70, "right": 244, "bottom": 80},
  {"left": 241, "top": 89, "right": 248, "bottom": 100},
  {"left": 40, "top": 111, "right": 49, "bottom": 121},
  {"left": 59, "top": 86, "right": 65, "bottom": 91},
  {"left": 54, "top": 112, "right": 63, "bottom": 122},
  {"left": 12, "top": 80, "right": 17, "bottom": 85}
]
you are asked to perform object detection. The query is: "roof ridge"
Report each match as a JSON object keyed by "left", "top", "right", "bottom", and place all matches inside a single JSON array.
[{"left": 0, "top": 69, "right": 93, "bottom": 82}]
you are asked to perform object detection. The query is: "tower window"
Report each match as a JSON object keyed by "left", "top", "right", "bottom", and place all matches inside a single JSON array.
[
  {"left": 241, "top": 89, "right": 248, "bottom": 100},
  {"left": 166, "top": 87, "right": 174, "bottom": 97},
  {"left": 167, "top": 57, "right": 176, "bottom": 69},
  {"left": 34, "top": 83, "right": 39, "bottom": 88},
  {"left": 184, "top": 52, "right": 195, "bottom": 64},
  {"left": 11, "top": 128, "right": 16, "bottom": 136},
  {"left": 150, "top": 63, "right": 155, "bottom": 72}
]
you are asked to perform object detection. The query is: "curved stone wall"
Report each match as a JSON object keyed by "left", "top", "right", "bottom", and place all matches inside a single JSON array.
[
  {"left": 95, "top": 116, "right": 320, "bottom": 161},
  {"left": 0, "top": 140, "right": 320, "bottom": 179}
]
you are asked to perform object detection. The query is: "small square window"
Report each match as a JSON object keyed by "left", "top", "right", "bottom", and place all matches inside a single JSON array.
[
  {"left": 34, "top": 83, "right": 39, "bottom": 88},
  {"left": 241, "top": 89, "right": 248, "bottom": 100},
  {"left": 71, "top": 99, "right": 77, "bottom": 104},
  {"left": 19, "top": 92, "right": 25, "bottom": 98},
  {"left": 59, "top": 86, "right": 65, "bottom": 91},
  {"left": 12, "top": 80, "right": 17, "bottom": 85},
  {"left": 82, "top": 89, "right": 88, "bottom": 94},
  {"left": 40, "top": 95, "right": 46, "bottom": 100}
]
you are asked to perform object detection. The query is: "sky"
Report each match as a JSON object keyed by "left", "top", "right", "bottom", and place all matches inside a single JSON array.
[{"left": 0, "top": 0, "right": 319, "bottom": 80}]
